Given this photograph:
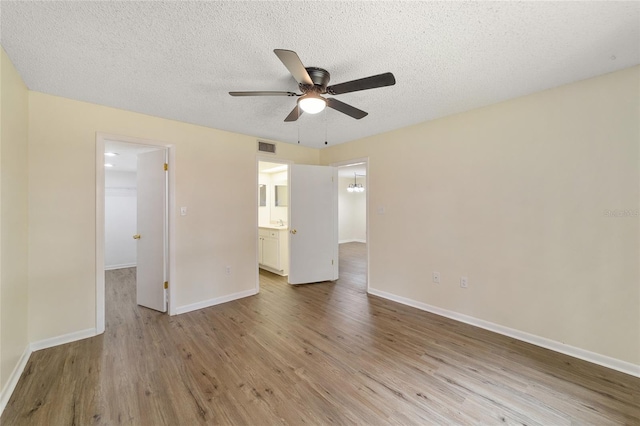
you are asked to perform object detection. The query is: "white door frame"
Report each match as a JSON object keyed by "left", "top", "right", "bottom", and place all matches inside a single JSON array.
[
  {"left": 331, "top": 157, "right": 370, "bottom": 293},
  {"left": 95, "top": 132, "right": 177, "bottom": 334},
  {"left": 255, "top": 155, "right": 292, "bottom": 293}
]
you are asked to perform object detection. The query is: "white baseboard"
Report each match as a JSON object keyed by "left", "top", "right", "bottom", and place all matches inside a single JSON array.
[
  {"left": 259, "top": 264, "right": 287, "bottom": 276},
  {"left": 175, "top": 288, "right": 257, "bottom": 315},
  {"left": 0, "top": 345, "right": 32, "bottom": 416},
  {"left": 368, "top": 287, "right": 640, "bottom": 378},
  {"left": 30, "top": 328, "right": 97, "bottom": 352},
  {"left": 105, "top": 262, "right": 136, "bottom": 271},
  {"left": 0, "top": 328, "right": 98, "bottom": 416},
  {"left": 339, "top": 239, "right": 366, "bottom": 244}
]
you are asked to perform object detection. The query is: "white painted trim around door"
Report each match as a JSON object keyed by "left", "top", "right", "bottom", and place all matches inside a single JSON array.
[
  {"left": 331, "top": 157, "right": 370, "bottom": 293},
  {"left": 256, "top": 156, "right": 293, "bottom": 293},
  {"left": 96, "top": 133, "right": 177, "bottom": 336}
]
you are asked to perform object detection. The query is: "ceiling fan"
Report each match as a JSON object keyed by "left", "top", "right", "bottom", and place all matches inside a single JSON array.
[{"left": 229, "top": 49, "right": 396, "bottom": 122}]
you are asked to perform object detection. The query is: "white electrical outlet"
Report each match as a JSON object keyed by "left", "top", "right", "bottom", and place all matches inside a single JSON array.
[
  {"left": 460, "top": 276, "right": 468, "bottom": 288},
  {"left": 432, "top": 272, "right": 440, "bottom": 284},
  {"left": 225, "top": 265, "right": 231, "bottom": 275}
]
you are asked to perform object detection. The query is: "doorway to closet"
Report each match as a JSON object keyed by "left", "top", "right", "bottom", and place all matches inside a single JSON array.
[{"left": 96, "top": 134, "right": 175, "bottom": 334}]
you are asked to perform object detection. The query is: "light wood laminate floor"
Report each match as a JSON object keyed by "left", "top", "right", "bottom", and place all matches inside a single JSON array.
[{"left": 2, "top": 243, "right": 639, "bottom": 425}]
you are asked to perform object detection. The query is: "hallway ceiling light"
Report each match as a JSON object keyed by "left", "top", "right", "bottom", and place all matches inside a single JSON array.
[{"left": 347, "top": 172, "right": 364, "bottom": 193}]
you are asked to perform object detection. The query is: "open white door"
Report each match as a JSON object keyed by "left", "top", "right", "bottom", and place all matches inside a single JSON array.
[
  {"left": 135, "top": 149, "right": 167, "bottom": 312},
  {"left": 288, "top": 164, "right": 338, "bottom": 285}
]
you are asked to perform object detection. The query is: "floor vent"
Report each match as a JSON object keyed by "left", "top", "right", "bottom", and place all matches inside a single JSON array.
[{"left": 257, "top": 140, "right": 276, "bottom": 154}]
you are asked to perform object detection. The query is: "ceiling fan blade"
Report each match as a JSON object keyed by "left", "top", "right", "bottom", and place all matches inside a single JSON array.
[
  {"left": 327, "top": 72, "right": 396, "bottom": 95},
  {"left": 274, "top": 49, "right": 313, "bottom": 86},
  {"left": 326, "top": 98, "right": 368, "bottom": 119},
  {"left": 284, "top": 104, "right": 302, "bottom": 122},
  {"left": 229, "top": 91, "right": 298, "bottom": 97}
]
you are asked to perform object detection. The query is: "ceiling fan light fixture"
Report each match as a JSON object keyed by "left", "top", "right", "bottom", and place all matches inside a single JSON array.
[{"left": 298, "top": 94, "right": 326, "bottom": 114}]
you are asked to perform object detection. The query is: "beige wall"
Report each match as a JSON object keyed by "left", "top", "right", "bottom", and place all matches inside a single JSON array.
[
  {"left": 321, "top": 66, "right": 640, "bottom": 365},
  {"left": 0, "top": 47, "right": 29, "bottom": 391},
  {"left": 27, "top": 92, "right": 318, "bottom": 341}
]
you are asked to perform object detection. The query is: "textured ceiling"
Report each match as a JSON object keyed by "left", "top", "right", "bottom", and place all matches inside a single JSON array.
[{"left": 2, "top": 1, "right": 638, "bottom": 148}]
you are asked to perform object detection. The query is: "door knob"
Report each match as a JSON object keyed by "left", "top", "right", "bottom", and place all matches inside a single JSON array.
[
  {"left": 290, "top": 229, "right": 297, "bottom": 234},
  {"left": 133, "top": 234, "right": 141, "bottom": 239}
]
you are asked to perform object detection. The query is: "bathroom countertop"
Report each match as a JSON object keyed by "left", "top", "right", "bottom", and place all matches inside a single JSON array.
[{"left": 259, "top": 225, "right": 289, "bottom": 230}]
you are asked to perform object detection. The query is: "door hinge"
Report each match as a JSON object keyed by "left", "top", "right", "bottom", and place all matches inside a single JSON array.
[
  {"left": 164, "top": 163, "right": 168, "bottom": 171},
  {"left": 164, "top": 281, "right": 169, "bottom": 289},
  {"left": 332, "top": 259, "right": 334, "bottom": 265}
]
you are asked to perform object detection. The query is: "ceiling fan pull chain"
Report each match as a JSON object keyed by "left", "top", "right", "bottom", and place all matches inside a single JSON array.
[{"left": 324, "top": 110, "right": 328, "bottom": 145}]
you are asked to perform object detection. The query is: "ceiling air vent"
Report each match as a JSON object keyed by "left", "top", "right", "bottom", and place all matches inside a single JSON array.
[{"left": 257, "top": 140, "right": 276, "bottom": 154}]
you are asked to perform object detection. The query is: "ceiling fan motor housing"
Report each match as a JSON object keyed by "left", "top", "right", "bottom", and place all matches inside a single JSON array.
[{"left": 301, "top": 67, "right": 331, "bottom": 93}]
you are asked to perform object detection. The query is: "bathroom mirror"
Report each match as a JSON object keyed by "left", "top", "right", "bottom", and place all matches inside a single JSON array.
[
  {"left": 259, "top": 184, "right": 266, "bottom": 207},
  {"left": 274, "top": 185, "right": 288, "bottom": 207}
]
